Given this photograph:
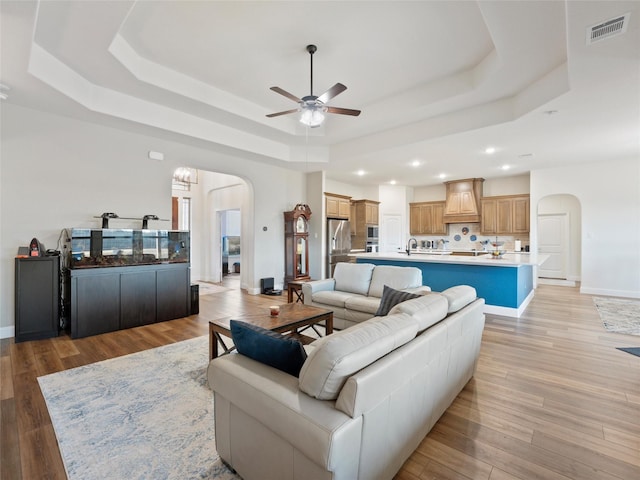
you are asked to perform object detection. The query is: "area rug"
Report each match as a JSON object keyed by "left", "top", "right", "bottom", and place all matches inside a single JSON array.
[
  {"left": 593, "top": 296, "right": 640, "bottom": 335},
  {"left": 38, "top": 336, "right": 240, "bottom": 480}
]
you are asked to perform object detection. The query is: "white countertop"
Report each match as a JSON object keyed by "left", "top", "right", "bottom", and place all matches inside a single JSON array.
[{"left": 352, "top": 251, "right": 549, "bottom": 267}]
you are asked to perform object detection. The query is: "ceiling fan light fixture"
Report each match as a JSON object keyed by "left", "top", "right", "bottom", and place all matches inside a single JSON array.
[{"left": 299, "top": 107, "right": 325, "bottom": 128}]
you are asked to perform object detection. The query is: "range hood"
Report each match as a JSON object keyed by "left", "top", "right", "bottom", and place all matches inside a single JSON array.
[{"left": 442, "top": 178, "right": 484, "bottom": 224}]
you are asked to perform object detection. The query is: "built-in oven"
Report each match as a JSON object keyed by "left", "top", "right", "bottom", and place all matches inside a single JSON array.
[{"left": 366, "top": 225, "right": 378, "bottom": 243}]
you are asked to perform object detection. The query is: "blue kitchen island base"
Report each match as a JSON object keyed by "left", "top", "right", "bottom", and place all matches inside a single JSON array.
[{"left": 358, "top": 258, "right": 534, "bottom": 317}]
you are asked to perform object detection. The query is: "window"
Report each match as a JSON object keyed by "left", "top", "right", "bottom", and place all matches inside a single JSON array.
[{"left": 179, "top": 197, "right": 191, "bottom": 230}]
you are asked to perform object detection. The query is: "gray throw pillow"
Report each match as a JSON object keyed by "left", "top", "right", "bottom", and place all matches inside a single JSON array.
[{"left": 375, "top": 285, "right": 421, "bottom": 317}]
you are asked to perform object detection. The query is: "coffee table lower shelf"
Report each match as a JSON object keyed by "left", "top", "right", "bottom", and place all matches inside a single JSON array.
[{"left": 208, "top": 303, "right": 333, "bottom": 360}]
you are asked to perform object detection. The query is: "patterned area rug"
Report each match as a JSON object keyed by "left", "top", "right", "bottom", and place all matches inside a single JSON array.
[
  {"left": 38, "top": 337, "right": 240, "bottom": 480},
  {"left": 593, "top": 296, "right": 640, "bottom": 335}
]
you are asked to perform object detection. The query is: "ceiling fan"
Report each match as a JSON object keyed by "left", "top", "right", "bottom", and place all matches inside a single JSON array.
[{"left": 266, "top": 44, "right": 361, "bottom": 128}]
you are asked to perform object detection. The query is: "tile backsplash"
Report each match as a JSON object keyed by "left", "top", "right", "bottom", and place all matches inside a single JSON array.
[{"left": 412, "top": 224, "right": 530, "bottom": 252}]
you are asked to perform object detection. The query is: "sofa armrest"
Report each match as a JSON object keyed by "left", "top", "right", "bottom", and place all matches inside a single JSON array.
[
  {"left": 208, "top": 354, "right": 362, "bottom": 473},
  {"left": 403, "top": 286, "right": 431, "bottom": 295},
  {"left": 302, "top": 278, "right": 336, "bottom": 305}
]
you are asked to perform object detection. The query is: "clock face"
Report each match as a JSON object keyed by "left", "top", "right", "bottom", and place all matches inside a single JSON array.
[{"left": 296, "top": 216, "right": 307, "bottom": 233}]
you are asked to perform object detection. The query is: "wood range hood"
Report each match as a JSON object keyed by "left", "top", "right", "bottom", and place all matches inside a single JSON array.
[{"left": 442, "top": 178, "right": 484, "bottom": 224}]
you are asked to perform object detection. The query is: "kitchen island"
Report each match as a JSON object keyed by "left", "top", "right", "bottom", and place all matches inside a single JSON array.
[{"left": 352, "top": 251, "right": 549, "bottom": 317}]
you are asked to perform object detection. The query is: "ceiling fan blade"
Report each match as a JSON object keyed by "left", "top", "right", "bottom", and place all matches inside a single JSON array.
[
  {"left": 266, "top": 108, "right": 299, "bottom": 118},
  {"left": 317, "top": 83, "right": 347, "bottom": 104},
  {"left": 270, "top": 86, "right": 302, "bottom": 103},
  {"left": 326, "top": 106, "right": 361, "bottom": 117}
]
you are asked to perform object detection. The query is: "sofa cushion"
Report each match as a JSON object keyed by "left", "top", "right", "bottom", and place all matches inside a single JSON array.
[
  {"left": 333, "top": 262, "right": 375, "bottom": 296},
  {"left": 298, "top": 313, "right": 419, "bottom": 400},
  {"left": 368, "top": 265, "right": 422, "bottom": 298},
  {"left": 441, "top": 285, "right": 477, "bottom": 313},
  {"left": 311, "top": 290, "right": 356, "bottom": 309},
  {"left": 344, "top": 295, "right": 381, "bottom": 315},
  {"left": 230, "top": 320, "right": 307, "bottom": 377},
  {"left": 388, "top": 293, "right": 448, "bottom": 332},
  {"left": 375, "top": 285, "right": 422, "bottom": 316}
]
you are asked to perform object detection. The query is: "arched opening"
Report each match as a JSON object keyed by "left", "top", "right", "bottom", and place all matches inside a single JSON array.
[
  {"left": 536, "top": 194, "right": 581, "bottom": 286},
  {"left": 172, "top": 168, "right": 252, "bottom": 292}
]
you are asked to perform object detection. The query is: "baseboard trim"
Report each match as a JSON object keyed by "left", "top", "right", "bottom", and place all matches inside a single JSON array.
[
  {"left": 0, "top": 325, "right": 15, "bottom": 340},
  {"left": 580, "top": 286, "right": 640, "bottom": 299},
  {"left": 483, "top": 290, "right": 535, "bottom": 318}
]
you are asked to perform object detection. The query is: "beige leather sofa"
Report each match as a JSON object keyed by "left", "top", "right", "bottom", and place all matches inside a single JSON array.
[
  {"left": 302, "top": 262, "right": 431, "bottom": 329},
  {"left": 208, "top": 285, "right": 485, "bottom": 480}
]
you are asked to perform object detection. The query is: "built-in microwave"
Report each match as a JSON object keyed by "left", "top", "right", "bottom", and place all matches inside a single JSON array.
[{"left": 366, "top": 225, "right": 378, "bottom": 241}]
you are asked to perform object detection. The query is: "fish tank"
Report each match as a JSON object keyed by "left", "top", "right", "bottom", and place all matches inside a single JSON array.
[{"left": 68, "top": 228, "right": 190, "bottom": 268}]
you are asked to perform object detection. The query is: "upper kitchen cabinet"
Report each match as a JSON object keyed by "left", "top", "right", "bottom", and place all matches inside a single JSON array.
[
  {"left": 481, "top": 194, "right": 530, "bottom": 235},
  {"left": 410, "top": 201, "right": 448, "bottom": 235},
  {"left": 351, "top": 199, "right": 380, "bottom": 247},
  {"left": 443, "top": 178, "right": 484, "bottom": 224},
  {"left": 325, "top": 192, "right": 351, "bottom": 219}
]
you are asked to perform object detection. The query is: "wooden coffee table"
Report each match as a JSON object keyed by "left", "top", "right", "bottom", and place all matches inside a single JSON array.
[{"left": 208, "top": 303, "right": 333, "bottom": 360}]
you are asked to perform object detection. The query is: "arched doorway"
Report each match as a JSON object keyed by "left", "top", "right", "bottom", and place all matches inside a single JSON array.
[
  {"left": 537, "top": 194, "right": 581, "bottom": 285},
  {"left": 172, "top": 168, "right": 251, "bottom": 291}
]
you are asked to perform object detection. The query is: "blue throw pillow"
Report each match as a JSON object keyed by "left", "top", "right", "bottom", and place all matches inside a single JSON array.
[
  {"left": 230, "top": 320, "right": 307, "bottom": 377},
  {"left": 375, "top": 285, "right": 421, "bottom": 316}
]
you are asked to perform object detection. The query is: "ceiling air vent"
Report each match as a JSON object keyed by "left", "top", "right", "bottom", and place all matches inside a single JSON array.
[{"left": 586, "top": 13, "right": 630, "bottom": 45}]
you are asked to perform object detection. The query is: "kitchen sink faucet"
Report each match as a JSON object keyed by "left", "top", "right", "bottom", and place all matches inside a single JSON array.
[{"left": 406, "top": 238, "right": 418, "bottom": 255}]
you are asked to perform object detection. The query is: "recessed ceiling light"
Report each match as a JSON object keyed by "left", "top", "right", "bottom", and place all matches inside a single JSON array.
[
  {"left": 411, "top": 160, "right": 421, "bottom": 167},
  {"left": 390, "top": 180, "right": 397, "bottom": 185},
  {"left": 355, "top": 170, "right": 366, "bottom": 176},
  {"left": 485, "top": 147, "right": 496, "bottom": 154},
  {"left": 438, "top": 173, "right": 447, "bottom": 179},
  {"left": 501, "top": 165, "right": 511, "bottom": 170}
]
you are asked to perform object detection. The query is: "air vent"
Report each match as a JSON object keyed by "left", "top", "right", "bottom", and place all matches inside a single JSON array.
[{"left": 586, "top": 13, "right": 630, "bottom": 45}]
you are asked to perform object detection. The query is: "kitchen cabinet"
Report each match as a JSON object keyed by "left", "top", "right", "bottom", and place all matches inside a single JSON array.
[
  {"left": 409, "top": 201, "right": 448, "bottom": 235},
  {"left": 481, "top": 194, "right": 530, "bottom": 235},
  {"left": 443, "top": 178, "right": 484, "bottom": 223},
  {"left": 351, "top": 199, "right": 380, "bottom": 248},
  {"left": 351, "top": 199, "right": 380, "bottom": 235},
  {"left": 325, "top": 192, "right": 351, "bottom": 219}
]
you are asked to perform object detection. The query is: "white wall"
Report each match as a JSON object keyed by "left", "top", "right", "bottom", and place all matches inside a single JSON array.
[
  {"left": 0, "top": 104, "right": 305, "bottom": 336},
  {"left": 531, "top": 159, "right": 640, "bottom": 298}
]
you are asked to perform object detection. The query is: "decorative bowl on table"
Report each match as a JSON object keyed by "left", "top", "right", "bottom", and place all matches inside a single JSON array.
[{"left": 491, "top": 250, "right": 506, "bottom": 258}]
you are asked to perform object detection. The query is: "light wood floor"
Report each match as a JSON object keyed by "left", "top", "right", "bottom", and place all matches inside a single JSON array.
[{"left": 2, "top": 281, "right": 639, "bottom": 480}]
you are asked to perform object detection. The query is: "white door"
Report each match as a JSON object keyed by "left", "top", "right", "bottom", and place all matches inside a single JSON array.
[
  {"left": 381, "top": 214, "right": 402, "bottom": 253},
  {"left": 538, "top": 214, "right": 568, "bottom": 279}
]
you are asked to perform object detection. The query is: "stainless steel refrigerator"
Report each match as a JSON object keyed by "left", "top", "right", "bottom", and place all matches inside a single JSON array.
[{"left": 327, "top": 219, "right": 352, "bottom": 277}]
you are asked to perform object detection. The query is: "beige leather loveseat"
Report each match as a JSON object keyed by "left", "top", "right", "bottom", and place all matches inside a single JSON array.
[
  {"left": 302, "top": 262, "right": 431, "bottom": 329},
  {"left": 208, "top": 285, "right": 485, "bottom": 480}
]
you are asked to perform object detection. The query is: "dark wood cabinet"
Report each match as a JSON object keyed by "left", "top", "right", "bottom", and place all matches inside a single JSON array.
[
  {"left": 120, "top": 270, "right": 157, "bottom": 329},
  {"left": 70, "top": 263, "right": 190, "bottom": 338},
  {"left": 157, "top": 267, "right": 190, "bottom": 322},
  {"left": 15, "top": 256, "right": 60, "bottom": 342}
]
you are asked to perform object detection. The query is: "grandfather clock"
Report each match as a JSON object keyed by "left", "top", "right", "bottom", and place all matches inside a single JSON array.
[{"left": 284, "top": 203, "right": 312, "bottom": 286}]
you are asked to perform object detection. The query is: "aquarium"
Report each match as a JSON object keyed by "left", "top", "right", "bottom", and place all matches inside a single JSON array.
[{"left": 69, "top": 228, "right": 189, "bottom": 268}]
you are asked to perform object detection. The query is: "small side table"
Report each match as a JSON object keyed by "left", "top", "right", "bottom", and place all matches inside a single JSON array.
[{"left": 287, "top": 280, "right": 308, "bottom": 303}]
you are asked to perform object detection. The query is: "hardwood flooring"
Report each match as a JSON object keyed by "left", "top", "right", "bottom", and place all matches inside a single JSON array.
[{"left": 2, "top": 281, "right": 639, "bottom": 479}]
